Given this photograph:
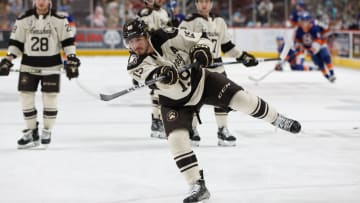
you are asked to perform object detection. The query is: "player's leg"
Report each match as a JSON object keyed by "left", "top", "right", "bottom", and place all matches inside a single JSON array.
[
  {"left": 150, "top": 90, "right": 165, "bottom": 139},
  {"left": 228, "top": 90, "right": 301, "bottom": 133},
  {"left": 17, "top": 73, "right": 40, "bottom": 149},
  {"left": 319, "top": 47, "right": 336, "bottom": 82},
  {"left": 40, "top": 74, "right": 60, "bottom": 147},
  {"left": 189, "top": 114, "right": 200, "bottom": 146},
  {"left": 214, "top": 106, "right": 236, "bottom": 146},
  {"left": 203, "top": 71, "right": 301, "bottom": 134},
  {"left": 161, "top": 106, "right": 210, "bottom": 202}
]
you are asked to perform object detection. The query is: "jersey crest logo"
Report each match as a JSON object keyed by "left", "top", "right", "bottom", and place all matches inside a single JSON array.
[
  {"left": 166, "top": 110, "right": 178, "bottom": 122},
  {"left": 133, "top": 68, "right": 143, "bottom": 78}
]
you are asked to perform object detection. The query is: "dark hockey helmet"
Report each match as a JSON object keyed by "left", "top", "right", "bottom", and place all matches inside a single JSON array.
[{"left": 123, "top": 18, "right": 148, "bottom": 42}]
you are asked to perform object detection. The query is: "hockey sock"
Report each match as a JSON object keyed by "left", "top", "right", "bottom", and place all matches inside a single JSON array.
[
  {"left": 20, "top": 91, "right": 37, "bottom": 129},
  {"left": 214, "top": 107, "right": 228, "bottom": 128},
  {"left": 168, "top": 129, "right": 201, "bottom": 185},
  {"left": 151, "top": 92, "right": 161, "bottom": 119},
  {"left": 228, "top": 90, "right": 278, "bottom": 123},
  {"left": 42, "top": 92, "right": 58, "bottom": 130}
]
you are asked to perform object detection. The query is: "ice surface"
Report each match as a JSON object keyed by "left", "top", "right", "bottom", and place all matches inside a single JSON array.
[{"left": 0, "top": 57, "right": 359, "bottom": 203}]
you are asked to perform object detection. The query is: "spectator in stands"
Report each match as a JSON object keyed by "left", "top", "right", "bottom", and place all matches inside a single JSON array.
[
  {"left": 0, "top": 1, "right": 9, "bottom": 29},
  {"left": 232, "top": 9, "right": 246, "bottom": 27},
  {"left": 87, "top": 5, "right": 106, "bottom": 27},
  {"left": 8, "top": 0, "right": 22, "bottom": 26},
  {"left": 106, "top": 1, "right": 120, "bottom": 28},
  {"left": 257, "top": 0, "right": 273, "bottom": 26}
]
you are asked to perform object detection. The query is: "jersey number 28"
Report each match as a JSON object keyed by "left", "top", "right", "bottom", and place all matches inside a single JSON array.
[{"left": 31, "top": 37, "right": 49, "bottom": 52}]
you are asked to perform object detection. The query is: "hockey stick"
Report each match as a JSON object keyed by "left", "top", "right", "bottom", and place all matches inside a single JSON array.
[
  {"left": 248, "top": 37, "right": 292, "bottom": 82},
  {"left": 99, "top": 62, "right": 200, "bottom": 101},
  {"left": 208, "top": 57, "right": 281, "bottom": 69},
  {"left": 10, "top": 68, "right": 62, "bottom": 74}
]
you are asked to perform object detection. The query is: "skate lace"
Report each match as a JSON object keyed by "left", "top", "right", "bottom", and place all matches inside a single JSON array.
[
  {"left": 274, "top": 114, "right": 294, "bottom": 130},
  {"left": 219, "top": 127, "right": 232, "bottom": 138},
  {"left": 21, "top": 130, "right": 33, "bottom": 141}
]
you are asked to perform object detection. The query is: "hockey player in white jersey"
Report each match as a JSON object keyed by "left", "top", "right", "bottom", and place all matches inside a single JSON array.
[
  {"left": 123, "top": 18, "right": 301, "bottom": 203},
  {"left": 179, "top": 0, "right": 258, "bottom": 147},
  {"left": 137, "top": 0, "right": 171, "bottom": 139},
  {"left": 0, "top": 0, "right": 80, "bottom": 149}
]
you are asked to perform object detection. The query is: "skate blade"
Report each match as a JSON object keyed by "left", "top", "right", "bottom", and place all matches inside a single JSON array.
[
  {"left": 17, "top": 141, "right": 40, "bottom": 149},
  {"left": 217, "top": 140, "right": 236, "bottom": 147}
]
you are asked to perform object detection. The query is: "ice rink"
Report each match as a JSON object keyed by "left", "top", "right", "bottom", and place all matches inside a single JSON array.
[{"left": 1, "top": 56, "right": 360, "bottom": 203}]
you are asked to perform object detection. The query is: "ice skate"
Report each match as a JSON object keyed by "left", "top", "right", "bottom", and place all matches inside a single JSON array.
[
  {"left": 328, "top": 75, "right": 336, "bottom": 83},
  {"left": 150, "top": 115, "right": 166, "bottom": 139},
  {"left": 190, "top": 128, "right": 201, "bottom": 147},
  {"left": 17, "top": 124, "right": 40, "bottom": 149},
  {"left": 41, "top": 128, "right": 52, "bottom": 148},
  {"left": 217, "top": 127, "right": 236, "bottom": 147},
  {"left": 183, "top": 170, "right": 210, "bottom": 203},
  {"left": 272, "top": 114, "right": 301, "bottom": 133}
]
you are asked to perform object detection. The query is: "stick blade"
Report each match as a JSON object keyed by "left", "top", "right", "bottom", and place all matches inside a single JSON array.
[{"left": 99, "top": 94, "right": 115, "bottom": 101}]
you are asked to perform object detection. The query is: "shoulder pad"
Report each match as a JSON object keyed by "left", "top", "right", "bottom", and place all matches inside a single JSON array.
[
  {"left": 150, "top": 28, "right": 178, "bottom": 56},
  {"left": 184, "top": 13, "right": 206, "bottom": 22},
  {"left": 127, "top": 53, "right": 147, "bottom": 71},
  {"left": 138, "top": 7, "right": 153, "bottom": 17},
  {"left": 52, "top": 10, "right": 67, "bottom": 19},
  {"left": 209, "top": 12, "right": 220, "bottom": 19},
  {"left": 17, "top": 9, "right": 34, "bottom": 20}
]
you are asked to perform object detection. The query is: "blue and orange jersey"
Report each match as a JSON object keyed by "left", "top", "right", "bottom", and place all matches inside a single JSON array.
[{"left": 295, "top": 21, "right": 327, "bottom": 51}]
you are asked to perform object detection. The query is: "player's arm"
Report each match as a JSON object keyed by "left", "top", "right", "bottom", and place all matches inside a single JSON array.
[
  {"left": 217, "top": 19, "right": 257, "bottom": 67},
  {"left": 56, "top": 14, "right": 80, "bottom": 79}
]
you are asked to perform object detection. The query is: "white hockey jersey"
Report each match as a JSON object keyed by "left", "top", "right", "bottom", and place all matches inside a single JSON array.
[
  {"left": 179, "top": 13, "right": 243, "bottom": 72},
  {"left": 137, "top": 7, "right": 170, "bottom": 31},
  {"left": 127, "top": 28, "right": 213, "bottom": 107},
  {"left": 8, "top": 9, "right": 76, "bottom": 74}
]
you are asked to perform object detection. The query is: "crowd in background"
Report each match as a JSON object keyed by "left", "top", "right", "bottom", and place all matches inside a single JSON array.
[{"left": 0, "top": 0, "right": 359, "bottom": 30}]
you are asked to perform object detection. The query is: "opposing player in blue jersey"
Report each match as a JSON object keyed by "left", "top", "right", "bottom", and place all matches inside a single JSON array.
[
  {"left": 294, "top": 12, "right": 336, "bottom": 82},
  {"left": 274, "top": 36, "right": 316, "bottom": 71}
]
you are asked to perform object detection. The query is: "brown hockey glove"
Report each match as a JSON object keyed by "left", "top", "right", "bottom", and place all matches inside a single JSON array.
[
  {"left": 237, "top": 51, "right": 258, "bottom": 67},
  {"left": 189, "top": 44, "right": 213, "bottom": 68},
  {"left": 159, "top": 65, "right": 179, "bottom": 85},
  {"left": 65, "top": 54, "right": 80, "bottom": 80},
  {"left": 0, "top": 58, "right": 13, "bottom": 76}
]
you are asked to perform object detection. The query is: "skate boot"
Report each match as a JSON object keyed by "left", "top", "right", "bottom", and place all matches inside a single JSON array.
[
  {"left": 17, "top": 123, "right": 40, "bottom": 149},
  {"left": 41, "top": 128, "right": 52, "bottom": 147},
  {"left": 183, "top": 170, "right": 210, "bottom": 203},
  {"left": 328, "top": 75, "right": 336, "bottom": 83},
  {"left": 272, "top": 114, "right": 301, "bottom": 133},
  {"left": 190, "top": 128, "right": 201, "bottom": 147},
  {"left": 150, "top": 115, "right": 166, "bottom": 139},
  {"left": 217, "top": 127, "right": 236, "bottom": 147}
]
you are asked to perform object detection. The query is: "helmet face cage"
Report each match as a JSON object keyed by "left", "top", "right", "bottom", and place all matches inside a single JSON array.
[{"left": 123, "top": 18, "right": 148, "bottom": 47}]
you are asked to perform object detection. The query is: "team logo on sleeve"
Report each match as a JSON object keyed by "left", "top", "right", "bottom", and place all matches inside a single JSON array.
[
  {"left": 12, "top": 25, "right": 17, "bottom": 33},
  {"left": 166, "top": 110, "right": 178, "bottom": 122}
]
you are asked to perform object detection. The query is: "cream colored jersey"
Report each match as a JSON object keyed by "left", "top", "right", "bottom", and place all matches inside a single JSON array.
[
  {"left": 179, "top": 13, "right": 243, "bottom": 72},
  {"left": 127, "top": 27, "right": 213, "bottom": 107},
  {"left": 137, "top": 7, "right": 170, "bottom": 31},
  {"left": 8, "top": 9, "right": 76, "bottom": 75}
]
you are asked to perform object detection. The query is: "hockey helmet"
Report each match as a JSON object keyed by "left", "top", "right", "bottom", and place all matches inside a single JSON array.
[
  {"left": 299, "top": 11, "right": 312, "bottom": 21},
  {"left": 297, "top": 0, "right": 305, "bottom": 8},
  {"left": 276, "top": 36, "right": 284, "bottom": 41},
  {"left": 123, "top": 18, "right": 149, "bottom": 42}
]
